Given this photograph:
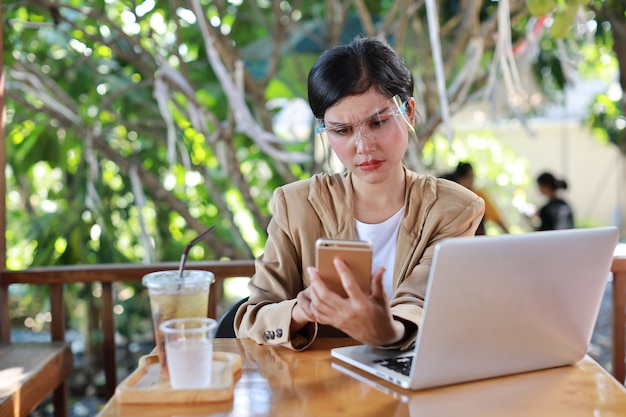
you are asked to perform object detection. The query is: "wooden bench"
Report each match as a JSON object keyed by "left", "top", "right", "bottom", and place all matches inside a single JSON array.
[
  {"left": 0, "top": 275, "right": 72, "bottom": 417},
  {"left": 0, "top": 342, "right": 73, "bottom": 417},
  {"left": 0, "top": 260, "right": 255, "bottom": 416}
]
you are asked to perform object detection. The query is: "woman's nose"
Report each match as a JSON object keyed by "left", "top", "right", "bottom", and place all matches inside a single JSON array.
[{"left": 354, "top": 126, "right": 375, "bottom": 152}]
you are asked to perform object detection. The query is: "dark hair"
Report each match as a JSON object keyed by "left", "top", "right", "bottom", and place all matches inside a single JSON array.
[
  {"left": 307, "top": 36, "right": 414, "bottom": 119},
  {"left": 537, "top": 172, "right": 568, "bottom": 191},
  {"left": 455, "top": 162, "right": 473, "bottom": 179},
  {"left": 440, "top": 162, "right": 473, "bottom": 183}
]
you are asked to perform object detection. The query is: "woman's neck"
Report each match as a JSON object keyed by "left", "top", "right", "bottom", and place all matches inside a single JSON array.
[{"left": 351, "top": 167, "right": 406, "bottom": 223}]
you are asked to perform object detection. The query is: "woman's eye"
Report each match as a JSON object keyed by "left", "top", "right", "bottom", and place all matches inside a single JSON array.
[
  {"left": 332, "top": 126, "right": 353, "bottom": 136},
  {"left": 370, "top": 117, "right": 388, "bottom": 129}
]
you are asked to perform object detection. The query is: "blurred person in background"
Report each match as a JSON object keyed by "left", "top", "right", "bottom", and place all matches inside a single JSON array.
[
  {"left": 449, "top": 162, "right": 510, "bottom": 235},
  {"left": 534, "top": 172, "right": 574, "bottom": 231}
]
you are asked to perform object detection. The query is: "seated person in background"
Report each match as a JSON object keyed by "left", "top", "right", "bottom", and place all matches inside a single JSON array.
[
  {"left": 234, "top": 36, "right": 484, "bottom": 351},
  {"left": 453, "top": 162, "right": 510, "bottom": 235}
]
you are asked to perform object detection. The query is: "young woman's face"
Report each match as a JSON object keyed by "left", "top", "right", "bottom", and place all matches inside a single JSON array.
[
  {"left": 322, "top": 89, "right": 415, "bottom": 184},
  {"left": 538, "top": 183, "right": 553, "bottom": 198}
]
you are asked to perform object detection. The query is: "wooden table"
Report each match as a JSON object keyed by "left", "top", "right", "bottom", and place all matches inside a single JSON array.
[{"left": 97, "top": 338, "right": 626, "bottom": 417}]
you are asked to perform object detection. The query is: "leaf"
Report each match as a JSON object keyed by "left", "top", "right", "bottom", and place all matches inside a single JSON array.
[
  {"left": 550, "top": 3, "right": 578, "bottom": 39},
  {"left": 526, "top": 0, "right": 556, "bottom": 16}
]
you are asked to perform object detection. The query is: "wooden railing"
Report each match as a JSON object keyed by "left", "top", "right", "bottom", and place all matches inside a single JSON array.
[
  {"left": 0, "top": 259, "right": 255, "bottom": 416},
  {"left": 612, "top": 256, "right": 626, "bottom": 385}
]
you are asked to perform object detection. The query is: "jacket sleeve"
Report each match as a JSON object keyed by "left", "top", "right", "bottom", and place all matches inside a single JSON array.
[{"left": 234, "top": 187, "right": 318, "bottom": 350}]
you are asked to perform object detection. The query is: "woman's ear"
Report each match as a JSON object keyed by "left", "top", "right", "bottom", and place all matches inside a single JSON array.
[{"left": 405, "top": 97, "right": 417, "bottom": 124}]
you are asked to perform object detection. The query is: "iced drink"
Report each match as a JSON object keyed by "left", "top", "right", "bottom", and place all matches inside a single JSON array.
[
  {"left": 142, "top": 270, "right": 214, "bottom": 374},
  {"left": 160, "top": 317, "right": 217, "bottom": 389}
]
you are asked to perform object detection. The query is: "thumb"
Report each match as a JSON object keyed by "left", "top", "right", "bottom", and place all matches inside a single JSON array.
[{"left": 370, "top": 266, "right": 387, "bottom": 299}]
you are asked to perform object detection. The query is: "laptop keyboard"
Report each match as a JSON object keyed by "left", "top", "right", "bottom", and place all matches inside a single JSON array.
[{"left": 374, "top": 355, "right": 413, "bottom": 377}]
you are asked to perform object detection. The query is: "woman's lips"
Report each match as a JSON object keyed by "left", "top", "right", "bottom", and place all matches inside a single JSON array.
[{"left": 357, "top": 159, "right": 383, "bottom": 171}]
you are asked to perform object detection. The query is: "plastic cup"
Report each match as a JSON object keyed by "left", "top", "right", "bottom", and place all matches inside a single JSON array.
[
  {"left": 159, "top": 317, "right": 217, "bottom": 389},
  {"left": 142, "top": 270, "right": 214, "bottom": 374}
]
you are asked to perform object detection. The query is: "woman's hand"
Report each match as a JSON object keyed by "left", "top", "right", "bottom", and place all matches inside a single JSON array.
[
  {"left": 291, "top": 286, "right": 316, "bottom": 333},
  {"left": 306, "top": 259, "right": 405, "bottom": 346}
]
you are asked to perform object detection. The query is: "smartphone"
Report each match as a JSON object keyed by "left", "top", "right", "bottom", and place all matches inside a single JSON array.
[{"left": 314, "top": 238, "right": 373, "bottom": 297}]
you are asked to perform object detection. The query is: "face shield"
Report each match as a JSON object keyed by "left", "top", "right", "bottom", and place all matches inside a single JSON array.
[{"left": 315, "top": 95, "right": 417, "bottom": 146}]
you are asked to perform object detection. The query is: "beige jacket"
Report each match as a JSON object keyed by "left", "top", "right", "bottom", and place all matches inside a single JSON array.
[{"left": 234, "top": 168, "right": 484, "bottom": 350}]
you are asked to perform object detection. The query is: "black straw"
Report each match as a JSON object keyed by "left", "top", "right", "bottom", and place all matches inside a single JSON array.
[{"left": 177, "top": 226, "right": 216, "bottom": 278}]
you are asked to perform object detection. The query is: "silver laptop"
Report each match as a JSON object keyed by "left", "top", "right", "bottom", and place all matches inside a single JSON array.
[{"left": 331, "top": 227, "right": 619, "bottom": 390}]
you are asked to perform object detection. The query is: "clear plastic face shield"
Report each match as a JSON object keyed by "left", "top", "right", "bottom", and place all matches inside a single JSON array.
[{"left": 315, "top": 95, "right": 417, "bottom": 156}]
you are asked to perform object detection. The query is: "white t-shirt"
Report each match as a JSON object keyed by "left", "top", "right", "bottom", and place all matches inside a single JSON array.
[{"left": 355, "top": 208, "right": 404, "bottom": 300}]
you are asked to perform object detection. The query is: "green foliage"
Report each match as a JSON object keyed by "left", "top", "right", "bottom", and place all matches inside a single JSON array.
[
  {"left": 586, "top": 92, "right": 626, "bottom": 149},
  {"left": 526, "top": 0, "right": 556, "bottom": 16},
  {"left": 5, "top": 1, "right": 274, "bottom": 268},
  {"left": 526, "top": 0, "right": 587, "bottom": 38},
  {"left": 3, "top": 0, "right": 289, "bottom": 345},
  {"left": 550, "top": 2, "right": 578, "bottom": 39},
  {"left": 532, "top": 45, "right": 568, "bottom": 95},
  {"left": 525, "top": 0, "right": 626, "bottom": 154}
]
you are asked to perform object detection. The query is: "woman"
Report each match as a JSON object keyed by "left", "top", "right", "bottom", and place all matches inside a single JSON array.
[
  {"left": 535, "top": 172, "right": 574, "bottom": 231},
  {"left": 234, "top": 36, "right": 484, "bottom": 351},
  {"left": 454, "top": 162, "right": 510, "bottom": 235}
]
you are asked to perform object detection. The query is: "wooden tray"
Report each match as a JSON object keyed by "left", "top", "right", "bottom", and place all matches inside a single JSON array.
[{"left": 115, "top": 351, "right": 242, "bottom": 404}]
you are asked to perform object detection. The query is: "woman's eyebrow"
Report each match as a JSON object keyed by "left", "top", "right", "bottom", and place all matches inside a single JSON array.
[{"left": 325, "top": 105, "right": 393, "bottom": 126}]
